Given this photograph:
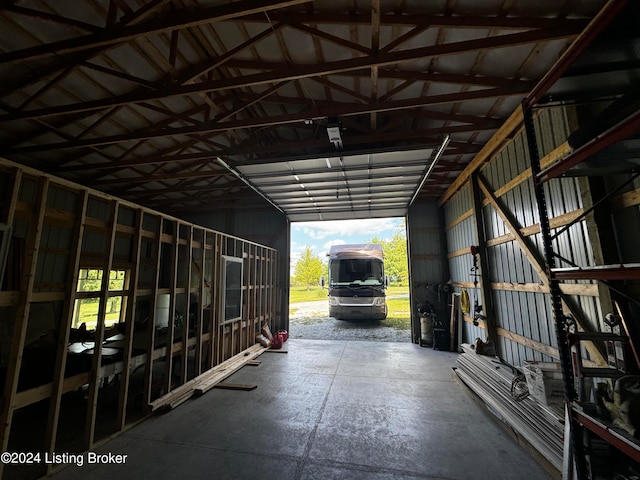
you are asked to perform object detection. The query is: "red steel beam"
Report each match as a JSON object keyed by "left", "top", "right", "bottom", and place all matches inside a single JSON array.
[
  {"left": 0, "top": 27, "right": 580, "bottom": 123},
  {"left": 525, "top": 0, "right": 630, "bottom": 109},
  {"left": 0, "top": 0, "right": 312, "bottom": 64},
  {"left": 536, "top": 108, "right": 640, "bottom": 183},
  {"left": 572, "top": 408, "right": 640, "bottom": 463},
  {"left": 2, "top": 87, "right": 531, "bottom": 154},
  {"left": 552, "top": 264, "right": 640, "bottom": 281}
]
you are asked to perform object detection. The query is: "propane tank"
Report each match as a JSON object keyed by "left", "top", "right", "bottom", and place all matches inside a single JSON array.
[
  {"left": 417, "top": 302, "right": 435, "bottom": 347},
  {"left": 420, "top": 313, "right": 434, "bottom": 347}
]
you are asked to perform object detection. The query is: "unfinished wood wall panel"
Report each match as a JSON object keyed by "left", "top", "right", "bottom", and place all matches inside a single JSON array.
[{"left": 0, "top": 159, "right": 280, "bottom": 480}]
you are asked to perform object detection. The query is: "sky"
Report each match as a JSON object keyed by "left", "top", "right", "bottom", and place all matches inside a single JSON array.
[{"left": 290, "top": 217, "right": 404, "bottom": 273}]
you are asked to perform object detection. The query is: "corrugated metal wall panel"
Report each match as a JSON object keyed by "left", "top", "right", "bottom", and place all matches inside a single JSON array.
[
  {"left": 612, "top": 174, "right": 640, "bottom": 265},
  {"left": 408, "top": 200, "right": 449, "bottom": 342},
  {"left": 35, "top": 224, "right": 72, "bottom": 292},
  {"left": 443, "top": 106, "right": 602, "bottom": 368}
]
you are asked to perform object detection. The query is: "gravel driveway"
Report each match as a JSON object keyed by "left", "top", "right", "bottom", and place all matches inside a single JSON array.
[{"left": 289, "top": 299, "right": 411, "bottom": 342}]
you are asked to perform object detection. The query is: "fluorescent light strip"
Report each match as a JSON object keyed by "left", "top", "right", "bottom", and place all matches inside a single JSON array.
[
  {"left": 409, "top": 135, "right": 450, "bottom": 206},
  {"left": 216, "top": 157, "right": 285, "bottom": 214}
]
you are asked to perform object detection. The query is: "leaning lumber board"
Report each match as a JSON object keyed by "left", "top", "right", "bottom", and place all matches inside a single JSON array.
[
  {"left": 148, "top": 377, "right": 198, "bottom": 412},
  {"left": 164, "top": 388, "right": 197, "bottom": 411},
  {"left": 149, "top": 344, "right": 268, "bottom": 411},
  {"left": 214, "top": 383, "right": 257, "bottom": 391}
]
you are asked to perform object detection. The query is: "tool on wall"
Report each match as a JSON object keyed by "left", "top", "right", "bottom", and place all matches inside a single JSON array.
[
  {"left": 436, "top": 281, "right": 451, "bottom": 303},
  {"left": 460, "top": 289, "right": 470, "bottom": 315},
  {"left": 469, "top": 246, "right": 486, "bottom": 326}
]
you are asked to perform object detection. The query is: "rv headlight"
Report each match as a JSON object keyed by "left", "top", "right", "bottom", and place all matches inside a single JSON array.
[
  {"left": 329, "top": 297, "right": 339, "bottom": 306},
  {"left": 373, "top": 297, "right": 386, "bottom": 306}
]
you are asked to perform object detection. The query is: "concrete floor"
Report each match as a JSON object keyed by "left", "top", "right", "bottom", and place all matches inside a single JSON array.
[{"left": 52, "top": 340, "right": 552, "bottom": 480}]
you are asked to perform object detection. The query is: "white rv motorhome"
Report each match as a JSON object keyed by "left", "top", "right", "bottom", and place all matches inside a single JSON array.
[{"left": 325, "top": 244, "right": 388, "bottom": 320}]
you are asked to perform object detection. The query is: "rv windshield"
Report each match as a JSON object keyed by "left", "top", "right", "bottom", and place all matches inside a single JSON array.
[{"left": 329, "top": 258, "right": 384, "bottom": 286}]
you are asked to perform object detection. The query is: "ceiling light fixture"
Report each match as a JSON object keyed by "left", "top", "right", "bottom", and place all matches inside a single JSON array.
[{"left": 326, "top": 118, "right": 343, "bottom": 151}]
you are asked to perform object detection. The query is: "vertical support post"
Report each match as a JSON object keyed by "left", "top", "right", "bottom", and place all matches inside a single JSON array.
[
  {"left": 0, "top": 168, "right": 21, "bottom": 290},
  {"left": 85, "top": 200, "right": 119, "bottom": 448},
  {"left": 44, "top": 190, "right": 88, "bottom": 475},
  {"left": 469, "top": 173, "right": 500, "bottom": 356},
  {"left": 194, "top": 229, "right": 206, "bottom": 376},
  {"left": 0, "top": 177, "right": 48, "bottom": 470},
  {"left": 116, "top": 208, "right": 143, "bottom": 430},
  {"left": 214, "top": 233, "right": 223, "bottom": 366},
  {"left": 163, "top": 221, "right": 179, "bottom": 396},
  {"left": 143, "top": 217, "right": 162, "bottom": 410},
  {"left": 245, "top": 245, "right": 252, "bottom": 351},
  {"left": 523, "top": 102, "right": 585, "bottom": 479},
  {"left": 181, "top": 225, "right": 193, "bottom": 383}
]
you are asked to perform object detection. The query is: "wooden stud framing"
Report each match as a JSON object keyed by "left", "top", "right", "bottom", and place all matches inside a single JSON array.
[
  {"left": 0, "top": 159, "right": 280, "bottom": 474},
  {"left": 116, "top": 208, "right": 143, "bottom": 430},
  {"left": 477, "top": 174, "right": 549, "bottom": 285},
  {"left": 181, "top": 225, "right": 193, "bottom": 383},
  {"left": 477, "top": 174, "right": 607, "bottom": 366},
  {"left": 440, "top": 106, "right": 524, "bottom": 206},
  {"left": 453, "top": 280, "right": 598, "bottom": 296},
  {"left": 84, "top": 200, "right": 119, "bottom": 448},
  {"left": 194, "top": 229, "right": 206, "bottom": 375},
  {"left": 0, "top": 177, "right": 48, "bottom": 476},
  {"left": 496, "top": 327, "right": 560, "bottom": 359},
  {"left": 444, "top": 141, "right": 573, "bottom": 233},
  {"left": 213, "top": 232, "right": 223, "bottom": 367},
  {"left": 3, "top": 168, "right": 21, "bottom": 224},
  {"left": 44, "top": 190, "right": 88, "bottom": 475},
  {"left": 143, "top": 217, "right": 163, "bottom": 409},
  {"left": 162, "top": 221, "right": 179, "bottom": 397}
]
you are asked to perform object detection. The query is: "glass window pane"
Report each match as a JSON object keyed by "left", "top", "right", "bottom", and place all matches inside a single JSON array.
[
  {"left": 109, "top": 269, "right": 126, "bottom": 291},
  {"left": 105, "top": 296, "right": 123, "bottom": 327},
  {"left": 73, "top": 298, "right": 100, "bottom": 329},
  {"left": 72, "top": 296, "right": 124, "bottom": 330},
  {"left": 77, "top": 268, "right": 103, "bottom": 292}
]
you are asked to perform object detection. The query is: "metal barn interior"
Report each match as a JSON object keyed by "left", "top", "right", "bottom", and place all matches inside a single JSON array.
[{"left": 0, "top": 0, "right": 639, "bottom": 479}]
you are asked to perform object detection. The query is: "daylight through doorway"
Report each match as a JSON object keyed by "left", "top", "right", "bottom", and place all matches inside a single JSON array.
[{"left": 288, "top": 217, "right": 410, "bottom": 342}]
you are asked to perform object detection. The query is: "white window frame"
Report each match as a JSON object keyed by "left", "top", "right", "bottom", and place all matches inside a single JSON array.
[{"left": 222, "top": 255, "right": 243, "bottom": 323}]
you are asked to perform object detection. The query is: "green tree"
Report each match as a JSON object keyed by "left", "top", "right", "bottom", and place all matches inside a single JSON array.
[
  {"left": 370, "top": 224, "right": 408, "bottom": 285},
  {"left": 294, "top": 246, "right": 324, "bottom": 290}
]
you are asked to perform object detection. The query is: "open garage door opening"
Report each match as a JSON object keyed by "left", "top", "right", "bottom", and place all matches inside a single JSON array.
[{"left": 288, "top": 217, "right": 410, "bottom": 342}]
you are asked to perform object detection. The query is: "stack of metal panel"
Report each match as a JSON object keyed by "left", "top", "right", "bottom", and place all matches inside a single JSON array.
[{"left": 455, "top": 344, "right": 564, "bottom": 472}]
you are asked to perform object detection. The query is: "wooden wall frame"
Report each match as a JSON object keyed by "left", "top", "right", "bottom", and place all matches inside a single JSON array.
[
  {"left": 0, "top": 158, "right": 280, "bottom": 480},
  {"left": 0, "top": 224, "right": 11, "bottom": 289}
]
